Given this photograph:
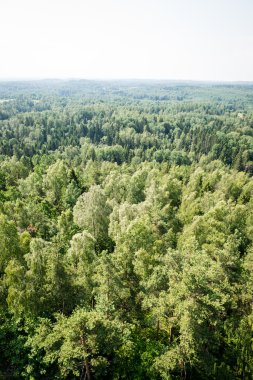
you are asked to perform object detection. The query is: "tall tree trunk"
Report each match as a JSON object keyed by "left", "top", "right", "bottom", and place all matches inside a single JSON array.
[
  {"left": 85, "top": 357, "right": 91, "bottom": 380},
  {"left": 169, "top": 326, "right": 173, "bottom": 344},
  {"left": 80, "top": 334, "right": 91, "bottom": 380}
]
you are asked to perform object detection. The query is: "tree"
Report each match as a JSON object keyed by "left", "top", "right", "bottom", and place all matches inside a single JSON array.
[
  {"left": 0, "top": 214, "right": 20, "bottom": 274},
  {"left": 73, "top": 185, "right": 112, "bottom": 252},
  {"left": 26, "top": 309, "right": 132, "bottom": 380},
  {"left": 43, "top": 160, "right": 69, "bottom": 206}
]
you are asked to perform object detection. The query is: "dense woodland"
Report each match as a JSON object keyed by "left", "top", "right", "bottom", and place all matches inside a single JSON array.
[{"left": 0, "top": 80, "right": 253, "bottom": 379}]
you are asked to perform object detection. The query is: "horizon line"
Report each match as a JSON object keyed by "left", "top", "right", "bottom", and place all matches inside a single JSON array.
[{"left": 0, "top": 77, "right": 253, "bottom": 84}]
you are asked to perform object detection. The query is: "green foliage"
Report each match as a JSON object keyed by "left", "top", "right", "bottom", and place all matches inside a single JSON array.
[
  {"left": 0, "top": 80, "right": 253, "bottom": 379},
  {"left": 73, "top": 185, "right": 112, "bottom": 252},
  {"left": 0, "top": 214, "right": 20, "bottom": 273},
  {"left": 25, "top": 309, "right": 133, "bottom": 379}
]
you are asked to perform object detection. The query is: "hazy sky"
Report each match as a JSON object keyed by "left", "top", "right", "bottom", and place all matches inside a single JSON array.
[{"left": 1, "top": 0, "right": 253, "bottom": 81}]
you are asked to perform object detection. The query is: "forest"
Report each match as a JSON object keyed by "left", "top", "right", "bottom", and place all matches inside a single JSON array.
[{"left": 0, "top": 79, "right": 253, "bottom": 379}]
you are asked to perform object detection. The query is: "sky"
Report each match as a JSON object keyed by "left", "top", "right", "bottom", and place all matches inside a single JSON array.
[{"left": 0, "top": 0, "right": 253, "bottom": 81}]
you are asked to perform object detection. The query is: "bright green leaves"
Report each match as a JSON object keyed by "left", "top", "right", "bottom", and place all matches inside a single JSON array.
[
  {"left": 0, "top": 214, "right": 20, "bottom": 273},
  {"left": 6, "top": 238, "right": 74, "bottom": 318},
  {"left": 26, "top": 309, "right": 133, "bottom": 380},
  {"left": 73, "top": 185, "right": 112, "bottom": 252},
  {"left": 66, "top": 231, "right": 96, "bottom": 308},
  {"left": 43, "top": 160, "right": 69, "bottom": 206},
  {"left": 152, "top": 249, "right": 231, "bottom": 379},
  {"left": 1, "top": 152, "right": 253, "bottom": 379}
]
